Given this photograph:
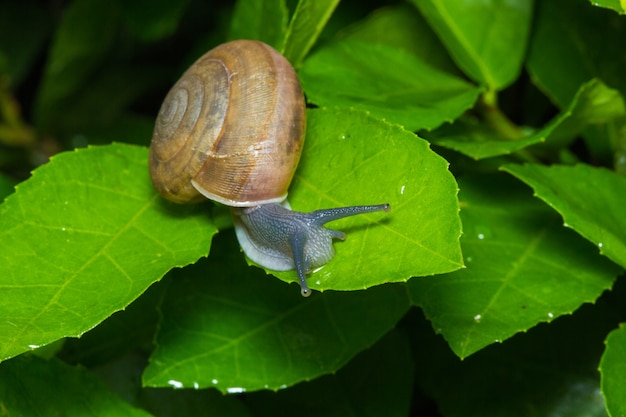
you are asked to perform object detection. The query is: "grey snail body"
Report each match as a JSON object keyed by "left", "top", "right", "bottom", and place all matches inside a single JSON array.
[{"left": 149, "top": 40, "right": 389, "bottom": 296}]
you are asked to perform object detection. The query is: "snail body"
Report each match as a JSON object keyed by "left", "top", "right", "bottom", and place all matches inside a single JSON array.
[{"left": 149, "top": 40, "right": 389, "bottom": 296}]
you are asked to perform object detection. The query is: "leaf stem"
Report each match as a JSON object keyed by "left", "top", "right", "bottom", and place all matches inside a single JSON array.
[{"left": 478, "top": 91, "right": 525, "bottom": 141}]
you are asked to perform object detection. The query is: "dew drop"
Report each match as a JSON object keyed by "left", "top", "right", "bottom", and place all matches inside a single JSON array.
[
  {"left": 168, "top": 380, "right": 183, "bottom": 389},
  {"left": 396, "top": 179, "right": 409, "bottom": 197},
  {"left": 474, "top": 226, "right": 492, "bottom": 240},
  {"left": 227, "top": 387, "right": 246, "bottom": 394},
  {"left": 212, "top": 379, "right": 219, "bottom": 385},
  {"left": 548, "top": 312, "right": 554, "bottom": 319},
  {"left": 474, "top": 314, "right": 482, "bottom": 322},
  {"left": 28, "top": 344, "right": 40, "bottom": 349},
  {"left": 598, "top": 242, "right": 603, "bottom": 248},
  {"left": 193, "top": 382, "right": 199, "bottom": 390}
]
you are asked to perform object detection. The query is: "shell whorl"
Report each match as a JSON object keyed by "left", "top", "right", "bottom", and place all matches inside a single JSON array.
[{"left": 149, "top": 40, "right": 306, "bottom": 206}]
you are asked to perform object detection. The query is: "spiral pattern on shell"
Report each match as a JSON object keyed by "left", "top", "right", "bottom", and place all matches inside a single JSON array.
[{"left": 149, "top": 40, "right": 306, "bottom": 206}]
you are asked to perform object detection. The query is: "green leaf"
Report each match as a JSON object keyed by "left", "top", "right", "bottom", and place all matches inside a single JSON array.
[
  {"left": 427, "top": 117, "right": 548, "bottom": 160},
  {"left": 0, "top": 355, "right": 152, "bottom": 416},
  {"left": 142, "top": 233, "right": 411, "bottom": 392},
  {"left": 299, "top": 41, "right": 482, "bottom": 131},
  {"left": 244, "top": 329, "right": 413, "bottom": 417},
  {"left": 228, "top": 0, "right": 289, "bottom": 50},
  {"left": 116, "top": 0, "right": 190, "bottom": 42},
  {"left": 600, "top": 324, "right": 626, "bottom": 417},
  {"left": 429, "top": 79, "right": 626, "bottom": 159},
  {"left": 409, "top": 0, "right": 533, "bottom": 90},
  {"left": 413, "top": 299, "right": 613, "bottom": 417},
  {"left": 528, "top": 0, "right": 626, "bottom": 108},
  {"left": 408, "top": 174, "right": 620, "bottom": 358},
  {"left": 340, "top": 3, "right": 459, "bottom": 75},
  {"left": 589, "top": 0, "right": 626, "bottom": 14},
  {"left": 502, "top": 163, "right": 626, "bottom": 270},
  {"left": 282, "top": 0, "right": 340, "bottom": 68},
  {"left": 545, "top": 79, "right": 626, "bottom": 147},
  {"left": 0, "top": 143, "right": 216, "bottom": 362},
  {"left": 272, "top": 108, "right": 463, "bottom": 292}
]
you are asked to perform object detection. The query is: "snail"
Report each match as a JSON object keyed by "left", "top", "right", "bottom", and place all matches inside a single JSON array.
[{"left": 149, "top": 40, "right": 390, "bottom": 296}]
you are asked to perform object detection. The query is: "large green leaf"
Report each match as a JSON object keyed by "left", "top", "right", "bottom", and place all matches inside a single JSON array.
[
  {"left": 142, "top": 233, "right": 411, "bottom": 392},
  {"left": 0, "top": 144, "right": 216, "bottom": 361},
  {"left": 408, "top": 174, "right": 620, "bottom": 358},
  {"left": 429, "top": 79, "right": 626, "bottom": 159},
  {"left": 299, "top": 40, "right": 482, "bottom": 131},
  {"left": 340, "top": 3, "right": 459, "bottom": 76},
  {"left": 410, "top": 0, "right": 533, "bottom": 91},
  {"left": 271, "top": 108, "right": 463, "bottom": 292},
  {"left": 0, "top": 355, "right": 152, "bottom": 416},
  {"left": 600, "top": 324, "right": 626, "bottom": 417},
  {"left": 503, "top": 163, "right": 626, "bottom": 270}
]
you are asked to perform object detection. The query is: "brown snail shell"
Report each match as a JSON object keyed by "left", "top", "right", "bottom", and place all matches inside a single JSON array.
[{"left": 149, "top": 39, "right": 306, "bottom": 206}]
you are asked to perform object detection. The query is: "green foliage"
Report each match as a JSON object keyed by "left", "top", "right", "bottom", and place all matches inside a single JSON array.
[{"left": 0, "top": 0, "right": 625, "bottom": 415}]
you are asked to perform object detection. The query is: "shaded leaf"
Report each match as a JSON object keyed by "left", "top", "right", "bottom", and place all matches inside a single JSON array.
[
  {"left": 299, "top": 40, "right": 482, "bottom": 131},
  {"left": 0, "top": 1, "right": 50, "bottom": 86},
  {"left": 528, "top": 0, "right": 626, "bottom": 107},
  {"left": 244, "top": 329, "right": 413, "bottom": 417},
  {"left": 503, "top": 163, "right": 626, "bottom": 269},
  {"left": 116, "top": 0, "right": 190, "bottom": 42},
  {"left": 282, "top": 0, "right": 340, "bottom": 68},
  {"left": 272, "top": 107, "right": 463, "bottom": 292},
  {"left": 410, "top": 0, "right": 533, "bottom": 90},
  {"left": 34, "top": 0, "right": 119, "bottom": 132},
  {"left": 0, "top": 173, "right": 15, "bottom": 201},
  {"left": 58, "top": 280, "right": 165, "bottom": 367},
  {"left": 0, "top": 143, "right": 216, "bottom": 361},
  {"left": 412, "top": 298, "right": 614, "bottom": 417},
  {"left": 142, "top": 233, "right": 410, "bottom": 392},
  {"left": 408, "top": 174, "right": 620, "bottom": 358},
  {"left": 228, "top": 0, "right": 288, "bottom": 50},
  {"left": 600, "top": 324, "right": 626, "bottom": 417},
  {"left": 140, "top": 386, "right": 252, "bottom": 417},
  {"left": 0, "top": 355, "right": 152, "bottom": 416}
]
